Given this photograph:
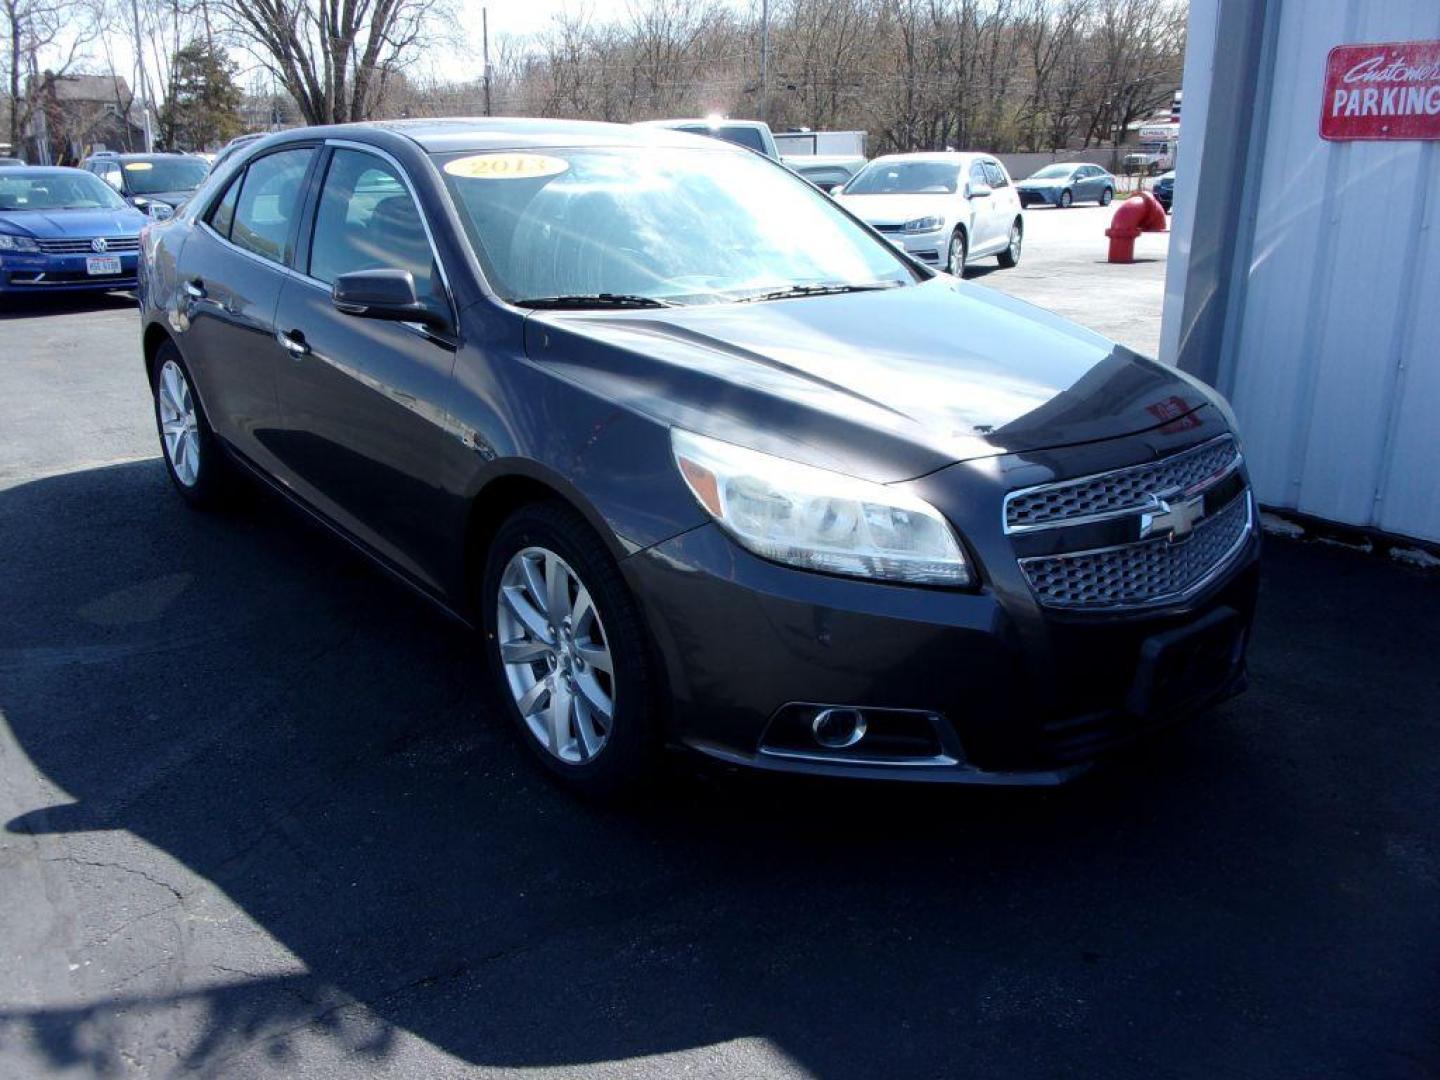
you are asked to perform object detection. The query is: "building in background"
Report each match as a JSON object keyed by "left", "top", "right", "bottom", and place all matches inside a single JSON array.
[
  {"left": 23, "top": 75, "right": 146, "bottom": 164},
  {"left": 1162, "top": 0, "right": 1439, "bottom": 546}
]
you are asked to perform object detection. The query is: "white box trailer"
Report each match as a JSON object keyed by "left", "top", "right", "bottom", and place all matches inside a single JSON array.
[{"left": 774, "top": 130, "right": 868, "bottom": 158}]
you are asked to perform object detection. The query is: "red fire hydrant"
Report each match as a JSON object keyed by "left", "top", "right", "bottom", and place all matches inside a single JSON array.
[{"left": 1105, "top": 191, "right": 1168, "bottom": 263}]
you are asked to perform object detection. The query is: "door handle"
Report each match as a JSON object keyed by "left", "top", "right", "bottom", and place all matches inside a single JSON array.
[
  {"left": 183, "top": 278, "right": 206, "bottom": 299},
  {"left": 277, "top": 329, "right": 310, "bottom": 358}
]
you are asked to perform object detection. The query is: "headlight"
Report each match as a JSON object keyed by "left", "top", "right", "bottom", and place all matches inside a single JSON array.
[
  {"left": 671, "top": 429, "right": 970, "bottom": 586},
  {"left": 902, "top": 215, "right": 944, "bottom": 233},
  {"left": 0, "top": 234, "right": 40, "bottom": 252},
  {"left": 148, "top": 202, "right": 174, "bottom": 221}
]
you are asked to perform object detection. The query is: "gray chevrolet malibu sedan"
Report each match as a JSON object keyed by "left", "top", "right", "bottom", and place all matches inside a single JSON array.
[{"left": 137, "top": 119, "right": 1259, "bottom": 796}]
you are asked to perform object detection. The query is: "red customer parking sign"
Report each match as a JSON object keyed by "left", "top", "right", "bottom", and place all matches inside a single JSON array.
[{"left": 1321, "top": 40, "right": 1440, "bottom": 141}]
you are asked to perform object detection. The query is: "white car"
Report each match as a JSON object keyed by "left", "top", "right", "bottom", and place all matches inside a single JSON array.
[{"left": 836, "top": 152, "right": 1023, "bottom": 276}]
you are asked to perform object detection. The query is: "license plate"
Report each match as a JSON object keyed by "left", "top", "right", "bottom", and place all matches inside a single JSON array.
[{"left": 86, "top": 255, "right": 122, "bottom": 276}]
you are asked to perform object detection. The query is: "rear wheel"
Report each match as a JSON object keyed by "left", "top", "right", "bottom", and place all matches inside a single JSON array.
[
  {"left": 997, "top": 220, "right": 1022, "bottom": 268},
  {"left": 481, "top": 501, "right": 661, "bottom": 797},
  {"left": 152, "top": 341, "right": 230, "bottom": 508},
  {"left": 1059, "top": 189, "right": 1073, "bottom": 209},
  {"left": 946, "top": 229, "right": 968, "bottom": 277}
]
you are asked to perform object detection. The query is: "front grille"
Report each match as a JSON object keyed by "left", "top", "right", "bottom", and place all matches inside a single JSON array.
[
  {"left": 872, "top": 223, "right": 903, "bottom": 234},
  {"left": 1005, "top": 435, "right": 1238, "bottom": 532},
  {"left": 1019, "top": 492, "right": 1251, "bottom": 610},
  {"left": 34, "top": 237, "right": 140, "bottom": 255}
]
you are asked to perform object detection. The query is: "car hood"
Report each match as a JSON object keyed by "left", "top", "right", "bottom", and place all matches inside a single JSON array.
[
  {"left": 836, "top": 193, "right": 954, "bottom": 226},
  {"left": 1017, "top": 178, "right": 1066, "bottom": 188},
  {"left": 130, "top": 190, "right": 193, "bottom": 207},
  {"left": 521, "top": 277, "right": 1213, "bottom": 483},
  {"left": 0, "top": 207, "right": 148, "bottom": 237}
]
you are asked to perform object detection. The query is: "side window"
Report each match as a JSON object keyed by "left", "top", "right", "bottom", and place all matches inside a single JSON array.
[
  {"left": 101, "top": 164, "right": 123, "bottom": 191},
  {"left": 983, "top": 161, "right": 1009, "bottom": 188},
  {"left": 968, "top": 162, "right": 989, "bottom": 192},
  {"left": 207, "top": 173, "right": 241, "bottom": 238},
  {"left": 230, "top": 147, "right": 314, "bottom": 265},
  {"left": 307, "top": 148, "right": 441, "bottom": 307}
]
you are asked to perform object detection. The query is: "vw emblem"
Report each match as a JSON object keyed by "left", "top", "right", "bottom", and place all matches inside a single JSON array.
[
  {"left": 1140, "top": 493, "right": 1207, "bottom": 542},
  {"left": 91, "top": 238, "right": 109, "bottom": 253}
]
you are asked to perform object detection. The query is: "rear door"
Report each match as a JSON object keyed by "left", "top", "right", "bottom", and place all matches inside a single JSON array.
[
  {"left": 268, "top": 142, "right": 466, "bottom": 594},
  {"left": 175, "top": 144, "right": 318, "bottom": 475}
]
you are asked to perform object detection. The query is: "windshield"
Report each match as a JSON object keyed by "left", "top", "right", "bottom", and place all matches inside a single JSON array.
[
  {"left": 123, "top": 157, "right": 209, "bottom": 195},
  {"left": 843, "top": 161, "right": 958, "bottom": 195},
  {"left": 0, "top": 171, "right": 129, "bottom": 211},
  {"left": 438, "top": 147, "right": 917, "bottom": 305},
  {"left": 1030, "top": 165, "right": 1073, "bottom": 180}
]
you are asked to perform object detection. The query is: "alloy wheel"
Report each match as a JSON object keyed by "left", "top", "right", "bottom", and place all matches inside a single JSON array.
[
  {"left": 948, "top": 233, "right": 966, "bottom": 275},
  {"left": 157, "top": 359, "right": 200, "bottom": 487},
  {"left": 496, "top": 546, "right": 616, "bottom": 764},
  {"left": 1008, "top": 225, "right": 1022, "bottom": 262}
]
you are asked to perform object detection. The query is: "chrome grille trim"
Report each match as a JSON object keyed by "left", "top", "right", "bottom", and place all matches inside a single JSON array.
[
  {"left": 34, "top": 237, "right": 140, "bottom": 255},
  {"left": 1004, "top": 434, "right": 1241, "bottom": 534},
  {"left": 1018, "top": 492, "right": 1253, "bottom": 611}
]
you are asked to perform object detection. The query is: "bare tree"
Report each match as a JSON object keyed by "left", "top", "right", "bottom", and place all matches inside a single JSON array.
[{"left": 2, "top": 0, "right": 103, "bottom": 151}]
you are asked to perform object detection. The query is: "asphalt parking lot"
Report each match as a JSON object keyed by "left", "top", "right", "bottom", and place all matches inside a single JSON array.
[
  {"left": 969, "top": 201, "right": 1170, "bottom": 358},
  {"left": 1, "top": 287, "right": 1438, "bottom": 1080}
]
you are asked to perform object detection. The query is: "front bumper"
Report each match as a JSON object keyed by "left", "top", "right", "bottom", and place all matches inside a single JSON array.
[
  {"left": 1017, "top": 188, "right": 1060, "bottom": 207},
  {"left": 875, "top": 228, "right": 946, "bottom": 266},
  {"left": 0, "top": 252, "right": 139, "bottom": 293},
  {"left": 623, "top": 511, "right": 1259, "bottom": 786}
]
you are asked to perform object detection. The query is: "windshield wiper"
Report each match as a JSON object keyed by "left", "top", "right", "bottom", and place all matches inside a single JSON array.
[
  {"left": 513, "top": 293, "right": 676, "bottom": 309},
  {"left": 734, "top": 281, "right": 905, "bottom": 304}
]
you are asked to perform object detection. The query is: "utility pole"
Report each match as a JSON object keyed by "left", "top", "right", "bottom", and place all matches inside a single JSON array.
[
  {"left": 482, "top": 7, "right": 492, "bottom": 117},
  {"left": 129, "top": 0, "right": 155, "bottom": 151},
  {"left": 758, "top": 0, "right": 769, "bottom": 123}
]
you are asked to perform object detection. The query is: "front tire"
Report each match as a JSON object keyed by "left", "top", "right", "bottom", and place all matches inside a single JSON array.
[
  {"left": 152, "top": 341, "right": 230, "bottom": 508},
  {"left": 997, "top": 220, "right": 1022, "bottom": 268},
  {"left": 946, "top": 229, "right": 968, "bottom": 277},
  {"left": 1058, "top": 189, "right": 1073, "bottom": 209},
  {"left": 481, "top": 501, "right": 661, "bottom": 797}
]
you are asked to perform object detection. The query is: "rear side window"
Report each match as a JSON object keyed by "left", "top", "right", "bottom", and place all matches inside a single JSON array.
[
  {"left": 230, "top": 148, "right": 314, "bottom": 264},
  {"left": 307, "top": 148, "right": 441, "bottom": 307},
  {"left": 207, "top": 174, "right": 241, "bottom": 238},
  {"left": 983, "top": 161, "right": 1009, "bottom": 188}
]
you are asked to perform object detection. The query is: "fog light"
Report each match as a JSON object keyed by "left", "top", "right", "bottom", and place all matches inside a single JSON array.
[{"left": 811, "top": 707, "right": 867, "bottom": 749}]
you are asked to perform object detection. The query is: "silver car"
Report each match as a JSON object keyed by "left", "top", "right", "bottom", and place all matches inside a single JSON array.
[{"left": 836, "top": 152, "right": 1024, "bottom": 276}]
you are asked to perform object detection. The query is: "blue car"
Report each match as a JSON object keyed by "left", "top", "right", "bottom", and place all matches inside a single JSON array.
[
  {"left": 1015, "top": 162, "right": 1115, "bottom": 208},
  {"left": 0, "top": 167, "right": 149, "bottom": 298}
]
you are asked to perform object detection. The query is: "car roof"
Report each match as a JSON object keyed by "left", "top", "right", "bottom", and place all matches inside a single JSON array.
[
  {"left": 356, "top": 117, "right": 724, "bottom": 155},
  {"left": 4, "top": 166, "right": 92, "bottom": 177},
  {"left": 639, "top": 118, "right": 769, "bottom": 130},
  {"left": 88, "top": 151, "right": 193, "bottom": 160}
]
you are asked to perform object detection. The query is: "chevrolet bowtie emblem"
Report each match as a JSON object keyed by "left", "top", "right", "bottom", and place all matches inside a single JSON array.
[{"left": 1140, "top": 493, "right": 1206, "bottom": 541}]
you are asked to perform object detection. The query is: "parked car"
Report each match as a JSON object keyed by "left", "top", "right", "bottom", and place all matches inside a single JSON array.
[
  {"left": 785, "top": 154, "right": 867, "bottom": 191},
  {"left": 0, "top": 156, "right": 25, "bottom": 167},
  {"left": 836, "top": 152, "right": 1024, "bottom": 275},
  {"left": 80, "top": 151, "right": 209, "bottom": 218},
  {"left": 138, "top": 119, "right": 1259, "bottom": 796},
  {"left": 0, "top": 166, "right": 148, "bottom": 297},
  {"left": 1016, "top": 163, "right": 1115, "bottom": 208},
  {"left": 635, "top": 117, "right": 780, "bottom": 160},
  {"left": 1154, "top": 170, "right": 1175, "bottom": 212}
]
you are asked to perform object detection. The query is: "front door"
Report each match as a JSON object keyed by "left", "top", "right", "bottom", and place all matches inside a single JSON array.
[{"left": 269, "top": 144, "right": 467, "bottom": 595}]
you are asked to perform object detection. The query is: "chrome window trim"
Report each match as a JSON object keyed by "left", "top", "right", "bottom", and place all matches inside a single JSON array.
[
  {"left": 1002, "top": 433, "right": 1242, "bottom": 536},
  {"left": 1016, "top": 489, "right": 1255, "bottom": 612}
]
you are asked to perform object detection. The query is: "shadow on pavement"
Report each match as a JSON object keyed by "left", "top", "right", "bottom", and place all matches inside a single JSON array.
[
  {"left": 1, "top": 460, "right": 1438, "bottom": 1076},
  {"left": 0, "top": 291, "right": 136, "bottom": 320}
]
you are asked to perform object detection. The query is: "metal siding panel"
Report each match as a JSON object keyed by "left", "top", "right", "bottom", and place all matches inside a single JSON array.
[{"left": 1227, "top": 0, "right": 1440, "bottom": 541}]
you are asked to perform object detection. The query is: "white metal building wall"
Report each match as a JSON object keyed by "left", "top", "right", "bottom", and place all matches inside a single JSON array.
[{"left": 1163, "top": 0, "right": 1440, "bottom": 544}]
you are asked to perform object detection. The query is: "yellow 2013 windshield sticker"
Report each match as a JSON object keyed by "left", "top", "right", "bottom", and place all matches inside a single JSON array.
[
  {"left": 443, "top": 153, "right": 568, "bottom": 180},
  {"left": 123, "top": 161, "right": 154, "bottom": 171}
]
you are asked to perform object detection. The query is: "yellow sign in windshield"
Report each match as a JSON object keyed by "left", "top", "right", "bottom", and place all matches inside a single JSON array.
[
  {"left": 123, "top": 161, "right": 154, "bottom": 171},
  {"left": 443, "top": 153, "right": 568, "bottom": 180}
]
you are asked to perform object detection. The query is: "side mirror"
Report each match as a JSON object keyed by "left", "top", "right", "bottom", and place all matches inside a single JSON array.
[
  {"left": 332, "top": 268, "right": 446, "bottom": 328},
  {"left": 967, "top": 182, "right": 993, "bottom": 199}
]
